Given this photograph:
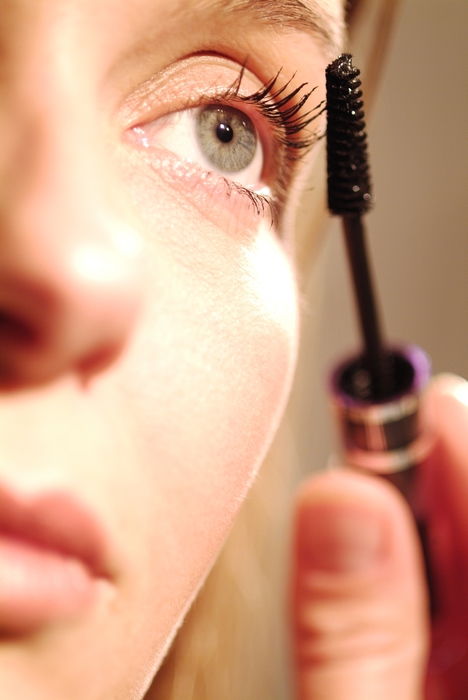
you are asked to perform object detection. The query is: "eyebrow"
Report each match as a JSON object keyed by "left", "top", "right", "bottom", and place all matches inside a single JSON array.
[{"left": 204, "top": 0, "right": 344, "bottom": 57}]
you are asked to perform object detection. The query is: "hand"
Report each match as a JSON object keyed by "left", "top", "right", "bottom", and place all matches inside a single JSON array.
[{"left": 291, "top": 374, "right": 468, "bottom": 700}]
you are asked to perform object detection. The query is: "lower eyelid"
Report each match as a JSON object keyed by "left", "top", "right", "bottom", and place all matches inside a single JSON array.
[{"left": 130, "top": 144, "right": 276, "bottom": 239}]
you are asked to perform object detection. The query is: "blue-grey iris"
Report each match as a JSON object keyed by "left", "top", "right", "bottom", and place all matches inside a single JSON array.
[{"left": 196, "top": 105, "right": 257, "bottom": 173}]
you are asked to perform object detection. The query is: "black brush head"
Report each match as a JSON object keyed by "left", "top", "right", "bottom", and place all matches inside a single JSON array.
[{"left": 326, "top": 54, "right": 373, "bottom": 216}]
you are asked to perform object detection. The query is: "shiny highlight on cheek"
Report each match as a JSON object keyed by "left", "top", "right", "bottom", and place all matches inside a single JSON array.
[{"left": 241, "top": 231, "right": 298, "bottom": 334}]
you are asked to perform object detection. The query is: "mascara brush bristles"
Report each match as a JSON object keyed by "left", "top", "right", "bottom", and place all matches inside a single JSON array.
[
  {"left": 326, "top": 54, "right": 393, "bottom": 399},
  {"left": 326, "top": 54, "right": 373, "bottom": 215}
]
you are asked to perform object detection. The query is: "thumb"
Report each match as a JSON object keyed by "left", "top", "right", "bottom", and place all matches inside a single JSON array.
[{"left": 292, "top": 470, "right": 429, "bottom": 700}]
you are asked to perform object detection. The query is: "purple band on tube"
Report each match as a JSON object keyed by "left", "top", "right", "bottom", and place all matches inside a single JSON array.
[{"left": 329, "top": 345, "right": 432, "bottom": 473}]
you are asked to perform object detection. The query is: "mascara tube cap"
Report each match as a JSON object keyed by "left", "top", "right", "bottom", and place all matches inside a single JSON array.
[{"left": 330, "top": 345, "right": 433, "bottom": 475}]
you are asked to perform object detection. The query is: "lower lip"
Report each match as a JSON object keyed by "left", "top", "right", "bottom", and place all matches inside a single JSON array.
[{"left": 0, "top": 534, "right": 100, "bottom": 634}]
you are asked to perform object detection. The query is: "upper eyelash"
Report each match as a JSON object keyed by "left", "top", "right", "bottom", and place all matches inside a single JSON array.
[
  {"left": 235, "top": 68, "right": 325, "bottom": 156},
  {"left": 206, "top": 67, "right": 325, "bottom": 213}
]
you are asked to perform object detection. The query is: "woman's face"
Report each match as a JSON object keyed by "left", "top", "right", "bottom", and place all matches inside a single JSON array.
[{"left": 0, "top": 1, "right": 342, "bottom": 697}]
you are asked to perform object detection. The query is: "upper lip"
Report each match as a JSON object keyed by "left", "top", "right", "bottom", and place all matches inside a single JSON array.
[{"left": 0, "top": 482, "right": 113, "bottom": 579}]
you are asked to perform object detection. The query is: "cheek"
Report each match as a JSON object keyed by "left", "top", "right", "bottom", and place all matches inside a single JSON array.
[{"left": 119, "top": 212, "right": 298, "bottom": 583}]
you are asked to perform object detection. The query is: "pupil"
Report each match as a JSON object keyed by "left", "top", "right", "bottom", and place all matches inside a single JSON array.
[{"left": 216, "top": 122, "right": 233, "bottom": 143}]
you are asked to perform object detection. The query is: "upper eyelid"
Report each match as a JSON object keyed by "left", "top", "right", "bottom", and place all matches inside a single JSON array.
[
  {"left": 120, "top": 82, "right": 263, "bottom": 130},
  {"left": 118, "top": 56, "right": 320, "bottom": 134},
  {"left": 117, "top": 58, "right": 250, "bottom": 128}
]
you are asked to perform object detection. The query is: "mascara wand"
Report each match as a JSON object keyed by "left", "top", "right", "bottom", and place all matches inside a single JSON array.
[
  {"left": 326, "top": 54, "right": 392, "bottom": 400},
  {"left": 325, "top": 54, "right": 436, "bottom": 614}
]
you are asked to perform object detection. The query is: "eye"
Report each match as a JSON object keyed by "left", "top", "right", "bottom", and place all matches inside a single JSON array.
[
  {"left": 196, "top": 105, "right": 257, "bottom": 173},
  {"left": 132, "top": 103, "right": 265, "bottom": 189}
]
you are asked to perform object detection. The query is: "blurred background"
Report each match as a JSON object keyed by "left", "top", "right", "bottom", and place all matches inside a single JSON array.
[{"left": 290, "top": 0, "right": 468, "bottom": 479}]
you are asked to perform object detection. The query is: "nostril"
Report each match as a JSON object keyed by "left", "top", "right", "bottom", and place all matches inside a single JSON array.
[
  {"left": 0, "top": 278, "right": 53, "bottom": 351},
  {"left": 0, "top": 310, "right": 39, "bottom": 346},
  {"left": 0, "top": 280, "right": 54, "bottom": 389},
  {"left": 0, "top": 309, "right": 43, "bottom": 389}
]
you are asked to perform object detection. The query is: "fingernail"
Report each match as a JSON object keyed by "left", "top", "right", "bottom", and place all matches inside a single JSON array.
[
  {"left": 297, "top": 503, "right": 386, "bottom": 574},
  {"left": 435, "top": 373, "right": 468, "bottom": 406},
  {"left": 449, "top": 381, "right": 468, "bottom": 408}
]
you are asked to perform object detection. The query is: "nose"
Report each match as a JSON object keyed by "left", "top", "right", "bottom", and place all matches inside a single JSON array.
[{"left": 0, "top": 109, "right": 143, "bottom": 390}]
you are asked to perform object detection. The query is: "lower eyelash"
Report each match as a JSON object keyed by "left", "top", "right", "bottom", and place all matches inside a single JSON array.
[{"left": 222, "top": 178, "right": 278, "bottom": 228}]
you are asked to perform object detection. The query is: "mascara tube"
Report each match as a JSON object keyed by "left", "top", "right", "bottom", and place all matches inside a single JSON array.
[{"left": 329, "top": 344, "right": 436, "bottom": 611}]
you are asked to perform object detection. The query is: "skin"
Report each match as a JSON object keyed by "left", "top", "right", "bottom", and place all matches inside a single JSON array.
[{"left": 0, "top": 0, "right": 341, "bottom": 698}]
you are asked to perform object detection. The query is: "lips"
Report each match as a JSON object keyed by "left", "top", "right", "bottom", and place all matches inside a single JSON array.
[{"left": 0, "top": 484, "right": 114, "bottom": 634}]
